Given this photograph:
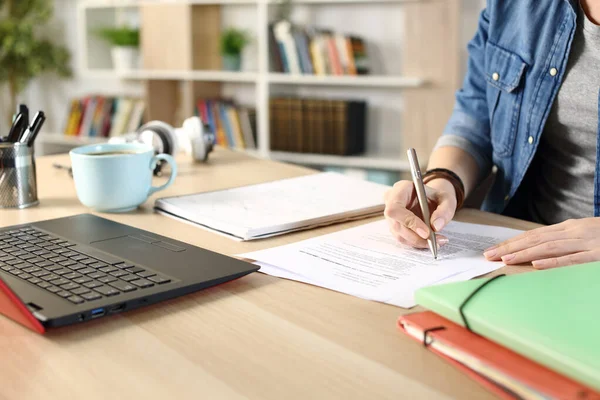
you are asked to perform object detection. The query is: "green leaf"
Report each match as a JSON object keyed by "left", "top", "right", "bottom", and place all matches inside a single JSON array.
[
  {"left": 96, "top": 26, "right": 140, "bottom": 47},
  {"left": 220, "top": 28, "right": 250, "bottom": 56}
]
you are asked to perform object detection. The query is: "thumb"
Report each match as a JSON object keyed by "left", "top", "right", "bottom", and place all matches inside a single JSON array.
[{"left": 429, "top": 190, "right": 457, "bottom": 232}]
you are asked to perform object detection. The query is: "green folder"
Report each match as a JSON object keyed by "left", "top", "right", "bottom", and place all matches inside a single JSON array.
[{"left": 415, "top": 262, "right": 600, "bottom": 391}]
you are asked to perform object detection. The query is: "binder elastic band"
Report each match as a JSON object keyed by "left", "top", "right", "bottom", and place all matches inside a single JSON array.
[
  {"left": 459, "top": 274, "right": 506, "bottom": 332},
  {"left": 422, "top": 326, "right": 445, "bottom": 348}
]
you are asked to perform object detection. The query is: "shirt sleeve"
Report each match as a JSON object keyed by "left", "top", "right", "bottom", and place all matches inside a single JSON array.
[{"left": 440, "top": 7, "right": 494, "bottom": 181}]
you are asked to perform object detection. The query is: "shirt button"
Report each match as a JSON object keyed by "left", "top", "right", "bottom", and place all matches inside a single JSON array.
[
  {"left": 549, "top": 67, "right": 558, "bottom": 77},
  {"left": 504, "top": 195, "right": 510, "bottom": 202},
  {"left": 528, "top": 136, "right": 534, "bottom": 144},
  {"left": 492, "top": 72, "right": 500, "bottom": 81}
]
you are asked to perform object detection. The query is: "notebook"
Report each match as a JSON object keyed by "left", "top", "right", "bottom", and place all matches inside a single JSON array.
[
  {"left": 398, "top": 311, "right": 600, "bottom": 400},
  {"left": 415, "top": 262, "right": 600, "bottom": 391},
  {"left": 155, "top": 172, "right": 390, "bottom": 241}
]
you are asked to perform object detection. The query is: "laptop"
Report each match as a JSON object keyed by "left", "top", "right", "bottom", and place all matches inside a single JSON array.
[{"left": 0, "top": 214, "right": 259, "bottom": 332}]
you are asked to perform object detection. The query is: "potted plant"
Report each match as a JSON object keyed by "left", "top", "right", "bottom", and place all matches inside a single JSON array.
[
  {"left": 220, "top": 28, "right": 249, "bottom": 72},
  {"left": 0, "top": 0, "right": 71, "bottom": 125},
  {"left": 97, "top": 26, "right": 140, "bottom": 71}
]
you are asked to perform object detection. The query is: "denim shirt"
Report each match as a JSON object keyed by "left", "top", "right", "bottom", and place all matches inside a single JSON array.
[{"left": 438, "top": 0, "right": 600, "bottom": 216}]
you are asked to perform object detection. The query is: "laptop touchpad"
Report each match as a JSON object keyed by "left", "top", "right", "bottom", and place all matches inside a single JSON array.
[{"left": 90, "top": 236, "right": 187, "bottom": 268}]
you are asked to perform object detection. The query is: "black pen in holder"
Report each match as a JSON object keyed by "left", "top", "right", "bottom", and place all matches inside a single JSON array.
[{"left": 0, "top": 142, "right": 39, "bottom": 209}]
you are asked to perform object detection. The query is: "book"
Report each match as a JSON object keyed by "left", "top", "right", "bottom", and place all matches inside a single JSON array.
[
  {"left": 239, "top": 108, "right": 256, "bottom": 149},
  {"left": 155, "top": 172, "right": 389, "bottom": 241},
  {"left": 227, "top": 106, "right": 245, "bottom": 149},
  {"left": 79, "top": 96, "right": 98, "bottom": 137},
  {"left": 63, "top": 96, "right": 145, "bottom": 139},
  {"left": 398, "top": 311, "right": 600, "bottom": 400},
  {"left": 415, "top": 262, "right": 600, "bottom": 392},
  {"left": 345, "top": 37, "right": 357, "bottom": 75},
  {"left": 294, "top": 30, "right": 314, "bottom": 75},
  {"left": 109, "top": 98, "right": 134, "bottom": 137},
  {"left": 335, "top": 33, "right": 350, "bottom": 75},
  {"left": 310, "top": 35, "right": 327, "bottom": 76},
  {"left": 247, "top": 109, "right": 258, "bottom": 148},
  {"left": 268, "top": 23, "right": 284, "bottom": 73},
  {"left": 326, "top": 35, "right": 343, "bottom": 75},
  {"left": 126, "top": 99, "right": 146, "bottom": 134},
  {"left": 274, "top": 20, "right": 302, "bottom": 74},
  {"left": 219, "top": 102, "right": 236, "bottom": 148},
  {"left": 332, "top": 100, "right": 347, "bottom": 155},
  {"left": 350, "top": 36, "right": 369, "bottom": 75},
  {"left": 64, "top": 99, "right": 81, "bottom": 136}
]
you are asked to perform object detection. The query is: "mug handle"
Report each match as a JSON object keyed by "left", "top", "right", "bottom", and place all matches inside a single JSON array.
[{"left": 148, "top": 154, "right": 178, "bottom": 197}]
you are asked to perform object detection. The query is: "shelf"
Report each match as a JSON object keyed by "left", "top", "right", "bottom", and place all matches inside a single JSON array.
[
  {"left": 267, "top": 74, "right": 425, "bottom": 88},
  {"left": 37, "top": 134, "right": 109, "bottom": 146},
  {"left": 120, "top": 70, "right": 259, "bottom": 82},
  {"left": 81, "top": 69, "right": 258, "bottom": 83},
  {"left": 268, "top": 0, "right": 420, "bottom": 4},
  {"left": 82, "top": 0, "right": 257, "bottom": 8},
  {"left": 269, "top": 151, "right": 411, "bottom": 171}
]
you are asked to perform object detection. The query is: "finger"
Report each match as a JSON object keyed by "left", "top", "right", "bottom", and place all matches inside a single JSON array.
[
  {"left": 484, "top": 220, "right": 574, "bottom": 253},
  {"left": 500, "top": 239, "right": 585, "bottom": 265},
  {"left": 532, "top": 251, "right": 598, "bottom": 270},
  {"left": 388, "top": 220, "right": 449, "bottom": 249},
  {"left": 484, "top": 231, "right": 568, "bottom": 261},
  {"left": 387, "top": 180, "right": 417, "bottom": 205},
  {"left": 390, "top": 221, "right": 428, "bottom": 248},
  {"left": 384, "top": 205, "right": 431, "bottom": 239},
  {"left": 428, "top": 191, "right": 457, "bottom": 232}
]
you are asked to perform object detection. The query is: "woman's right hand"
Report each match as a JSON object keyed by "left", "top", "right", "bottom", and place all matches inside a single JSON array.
[{"left": 383, "top": 178, "right": 458, "bottom": 248}]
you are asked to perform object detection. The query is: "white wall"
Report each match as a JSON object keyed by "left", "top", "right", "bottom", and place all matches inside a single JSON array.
[{"left": 1, "top": 0, "right": 484, "bottom": 138}]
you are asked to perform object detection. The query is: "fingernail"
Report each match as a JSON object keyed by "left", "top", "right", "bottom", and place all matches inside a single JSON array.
[
  {"left": 484, "top": 245, "right": 498, "bottom": 253},
  {"left": 416, "top": 228, "right": 429, "bottom": 239},
  {"left": 438, "top": 237, "right": 449, "bottom": 245},
  {"left": 433, "top": 218, "right": 445, "bottom": 231},
  {"left": 502, "top": 254, "right": 515, "bottom": 262},
  {"left": 532, "top": 260, "right": 546, "bottom": 269},
  {"left": 484, "top": 249, "right": 497, "bottom": 259}
]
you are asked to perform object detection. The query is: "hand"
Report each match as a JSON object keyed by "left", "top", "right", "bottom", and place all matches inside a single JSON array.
[
  {"left": 483, "top": 218, "right": 600, "bottom": 269},
  {"left": 383, "top": 178, "right": 458, "bottom": 248}
]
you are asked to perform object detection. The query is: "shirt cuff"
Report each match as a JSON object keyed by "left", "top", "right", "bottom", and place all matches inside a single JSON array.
[{"left": 433, "top": 134, "right": 492, "bottom": 183}]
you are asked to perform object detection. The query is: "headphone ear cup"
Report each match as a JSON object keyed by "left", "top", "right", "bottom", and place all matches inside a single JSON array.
[
  {"left": 136, "top": 121, "right": 176, "bottom": 155},
  {"left": 183, "top": 116, "right": 208, "bottom": 161}
]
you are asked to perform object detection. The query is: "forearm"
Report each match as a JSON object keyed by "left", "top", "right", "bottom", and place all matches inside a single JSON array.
[{"left": 426, "top": 145, "right": 481, "bottom": 197}]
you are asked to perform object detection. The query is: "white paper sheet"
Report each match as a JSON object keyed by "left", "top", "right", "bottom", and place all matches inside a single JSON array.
[{"left": 240, "top": 220, "right": 523, "bottom": 308}]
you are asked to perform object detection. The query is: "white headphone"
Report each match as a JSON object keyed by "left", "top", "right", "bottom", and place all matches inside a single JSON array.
[{"left": 109, "top": 116, "right": 215, "bottom": 174}]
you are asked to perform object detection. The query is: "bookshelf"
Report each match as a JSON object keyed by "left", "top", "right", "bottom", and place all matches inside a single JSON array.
[{"left": 74, "top": 0, "right": 460, "bottom": 173}]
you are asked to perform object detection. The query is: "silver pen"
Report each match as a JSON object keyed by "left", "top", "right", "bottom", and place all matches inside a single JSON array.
[{"left": 407, "top": 148, "right": 438, "bottom": 259}]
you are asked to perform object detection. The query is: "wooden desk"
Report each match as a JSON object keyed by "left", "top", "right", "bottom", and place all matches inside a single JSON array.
[{"left": 0, "top": 149, "right": 538, "bottom": 400}]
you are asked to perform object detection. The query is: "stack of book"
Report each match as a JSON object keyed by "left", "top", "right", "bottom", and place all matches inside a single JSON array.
[
  {"left": 269, "top": 20, "right": 369, "bottom": 76},
  {"left": 64, "top": 96, "right": 145, "bottom": 138},
  {"left": 401, "top": 263, "right": 600, "bottom": 399},
  {"left": 270, "top": 97, "right": 366, "bottom": 156},
  {"left": 196, "top": 100, "right": 257, "bottom": 150}
]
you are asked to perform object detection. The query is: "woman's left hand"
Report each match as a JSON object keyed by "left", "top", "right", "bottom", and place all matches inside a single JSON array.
[{"left": 484, "top": 218, "right": 600, "bottom": 269}]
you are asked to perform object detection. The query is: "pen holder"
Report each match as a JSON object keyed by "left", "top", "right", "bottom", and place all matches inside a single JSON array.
[{"left": 0, "top": 143, "right": 39, "bottom": 209}]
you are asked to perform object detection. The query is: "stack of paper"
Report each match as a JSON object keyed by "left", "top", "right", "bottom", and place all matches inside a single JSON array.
[
  {"left": 155, "top": 172, "right": 390, "bottom": 240},
  {"left": 240, "top": 220, "right": 523, "bottom": 308}
]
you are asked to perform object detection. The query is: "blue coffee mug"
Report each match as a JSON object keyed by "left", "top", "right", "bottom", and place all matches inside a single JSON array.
[{"left": 70, "top": 143, "right": 177, "bottom": 212}]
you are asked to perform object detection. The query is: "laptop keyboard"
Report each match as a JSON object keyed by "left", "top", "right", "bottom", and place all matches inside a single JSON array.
[{"left": 0, "top": 227, "right": 172, "bottom": 305}]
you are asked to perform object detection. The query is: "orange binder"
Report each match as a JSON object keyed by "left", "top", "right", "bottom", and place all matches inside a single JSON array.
[
  {"left": 0, "top": 277, "right": 45, "bottom": 334},
  {"left": 398, "top": 311, "right": 600, "bottom": 400}
]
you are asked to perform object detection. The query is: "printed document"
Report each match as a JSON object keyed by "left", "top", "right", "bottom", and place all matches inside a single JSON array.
[
  {"left": 155, "top": 172, "right": 389, "bottom": 241},
  {"left": 240, "top": 220, "right": 523, "bottom": 308}
]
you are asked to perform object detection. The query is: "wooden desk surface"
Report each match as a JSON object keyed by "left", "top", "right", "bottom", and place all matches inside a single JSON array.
[{"left": 0, "top": 149, "right": 538, "bottom": 400}]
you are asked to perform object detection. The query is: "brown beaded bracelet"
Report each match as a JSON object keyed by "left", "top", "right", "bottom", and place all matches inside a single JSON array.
[{"left": 422, "top": 168, "right": 466, "bottom": 210}]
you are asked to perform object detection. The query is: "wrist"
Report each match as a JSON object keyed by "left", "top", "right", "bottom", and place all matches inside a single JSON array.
[
  {"left": 426, "top": 178, "right": 456, "bottom": 198},
  {"left": 423, "top": 168, "right": 465, "bottom": 209}
]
